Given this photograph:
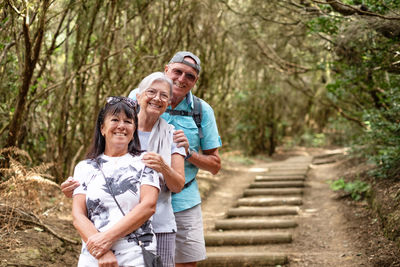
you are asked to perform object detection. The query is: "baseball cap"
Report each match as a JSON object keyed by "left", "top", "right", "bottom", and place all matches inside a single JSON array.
[{"left": 169, "top": 51, "right": 201, "bottom": 74}]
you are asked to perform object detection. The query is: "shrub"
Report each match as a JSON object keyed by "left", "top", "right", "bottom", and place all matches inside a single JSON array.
[{"left": 330, "top": 178, "right": 371, "bottom": 201}]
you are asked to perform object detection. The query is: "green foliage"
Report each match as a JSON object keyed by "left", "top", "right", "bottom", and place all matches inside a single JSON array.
[
  {"left": 231, "top": 84, "right": 274, "bottom": 155},
  {"left": 330, "top": 178, "right": 371, "bottom": 201},
  {"left": 1, "top": 0, "right": 399, "bottom": 184},
  {"left": 308, "top": 0, "right": 400, "bottom": 180},
  {"left": 359, "top": 84, "right": 400, "bottom": 179},
  {"left": 300, "top": 132, "right": 326, "bottom": 147},
  {"left": 324, "top": 116, "right": 361, "bottom": 146},
  {"left": 361, "top": 0, "right": 400, "bottom": 12},
  {"left": 307, "top": 16, "right": 341, "bottom": 35},
  {"left": 1, "top": 0, "right": 239, "bottom": 178}
]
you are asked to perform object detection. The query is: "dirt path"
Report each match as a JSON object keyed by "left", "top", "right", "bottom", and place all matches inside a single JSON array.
[
  {"left": 290, "top": 155, "right": 370, "bottom": 266},
  {"left": 199, "top": 149, "right": 371, "bottom": 266},
  {"left": 2, "top": 148, "right": 399, "bottom": 266}
]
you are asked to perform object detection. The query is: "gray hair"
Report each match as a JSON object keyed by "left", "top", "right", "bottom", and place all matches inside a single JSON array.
[{"left": 137, "top": 72, "right": 173, "bottom": 97}]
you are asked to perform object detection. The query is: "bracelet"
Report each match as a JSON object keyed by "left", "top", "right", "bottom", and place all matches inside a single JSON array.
[{"left": 185, "top": 148, "right": 194, "bottom": 160}]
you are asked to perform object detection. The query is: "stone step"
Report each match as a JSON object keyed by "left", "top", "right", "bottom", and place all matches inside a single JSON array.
[
  {"left": 197, "top": 252, "right": 288, "bottom": 267},
  {"left": 215, "top": 218, "right": 297, "bottom": 230},
  {"left": 284, "top": 157, "right": 313, "bottom": 162},
  {"left": 267, "top": 171, "right": 308, "bottom": 177},
  {"left": 250, "top": 181, "right": 304, "bottom": 188},
  {"left": 255, "top": 175, "right": 306, "bottom": 182},
  {"left": 313, "top": 152, "right": 344, "bottom": 159},
  {"left": 312, "top": 158, "right": 337, "bottom": 165},
  {"left": 268, "top": 167, "right": 309, "bottom": 172},
  {"left": 266, "top": 167, "right": 308, "bottom": 171},
  {"left": 268, "top": 161, "right": 311, "bottom": 166},
  {"left": 227, "top": 206, "right": 299, "bottom": 217},
  {"left": 205, "top": 231, "right": 292, "bottom": 246},
  {"left": 237, "top": 196, "right": 303, "bottom": 206},
  {"left": 243, "top": 188, "right": 303, "bottom": 196}
]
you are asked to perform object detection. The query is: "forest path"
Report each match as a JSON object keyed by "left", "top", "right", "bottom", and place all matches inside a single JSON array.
[{"left": 198, "top": 148, "right": 370, "bottom": 267}]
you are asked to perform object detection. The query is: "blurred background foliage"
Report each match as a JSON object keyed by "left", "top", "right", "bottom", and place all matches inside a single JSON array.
[{"left": 0, "top": 0, "right": 399, "bottom": 182}]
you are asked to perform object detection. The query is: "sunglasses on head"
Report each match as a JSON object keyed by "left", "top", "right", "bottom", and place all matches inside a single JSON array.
[{"left": 106, "top": 96, "right": 137, "bottom": 110}]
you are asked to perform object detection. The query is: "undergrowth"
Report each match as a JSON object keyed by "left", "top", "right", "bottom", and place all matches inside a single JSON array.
[
  {"left": 0, "top": 147, "right": 59, "bottom": 238},
  {"left": 330, "top": 178, "right": 371, "bottom": 201}
]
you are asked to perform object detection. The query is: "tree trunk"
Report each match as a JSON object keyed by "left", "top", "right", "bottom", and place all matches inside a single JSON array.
[{"left": 6, "top": 0, "right": 49, "bottom": 148}]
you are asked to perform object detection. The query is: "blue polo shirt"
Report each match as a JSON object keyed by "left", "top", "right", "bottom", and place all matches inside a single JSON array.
[{"left": 128, "top": 90, "right": 222, "bottom": 212}]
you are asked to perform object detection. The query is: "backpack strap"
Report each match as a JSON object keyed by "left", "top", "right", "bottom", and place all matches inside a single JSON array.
[
  {"left": 165, "top": 110, "right": 193, "bottom": 116},
  {"left": 192, "top": 96, "right": 204, "bottom": 139},
  {"left": 172, "top": 176, "right": 196, "bottom": 195},
  {"left": 165, "top": 95, "right": 203, "bottom": 138}
]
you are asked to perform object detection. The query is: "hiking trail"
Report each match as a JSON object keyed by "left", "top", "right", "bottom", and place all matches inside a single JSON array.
[{"left": 198, "top": 148, "right": 370, "bottom": 267}]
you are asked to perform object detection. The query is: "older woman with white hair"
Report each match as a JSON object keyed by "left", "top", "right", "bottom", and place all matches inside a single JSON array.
[
  {"left": 134, "top": 72, "right": 187, "bottom": 266},
  {"left": 64, "top": 72, "right": 188, "bottom": 267}
]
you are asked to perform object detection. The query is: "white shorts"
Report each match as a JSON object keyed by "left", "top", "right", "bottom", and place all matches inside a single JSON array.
[
  {"left": 77, "top": 245, "right": 147, "bottom": 267},
  {"left": 174, "top": 204, "right": 206, "bottom": 263},
  {"left": 78, "top": 252, "right": 144, "bottom": 267}
]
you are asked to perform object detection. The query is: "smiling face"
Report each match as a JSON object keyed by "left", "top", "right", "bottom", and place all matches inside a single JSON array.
[
  {"left": 164, "top": 57, "right": 199, "bottom": 107},
  {"left": 137, "top": 80, "right": 171, "bottom": 118},
  {"left": 100, "top": 111, "right": 135, "bottom": 156}
]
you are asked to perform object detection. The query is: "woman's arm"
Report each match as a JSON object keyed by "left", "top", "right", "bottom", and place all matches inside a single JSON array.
[
  {"left": 86, "top": 184, "right": 159, "bottom": 257},
  {"left": 73, "top": 194, "right": 119, "bottom": 266},
  {"left": 72, "top": 194, "right": 99, "bottom": 242},
  {"left": 142, "top": 152, "right": 185, "bottom": 193}
]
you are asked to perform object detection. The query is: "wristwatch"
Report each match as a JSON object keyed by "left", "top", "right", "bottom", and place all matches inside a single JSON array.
[{"left": 185, "top": 148, "right": 195, "bottom": 160}]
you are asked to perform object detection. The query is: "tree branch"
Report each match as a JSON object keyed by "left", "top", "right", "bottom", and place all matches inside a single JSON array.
[
  {"left": 286, "top": 78, "right": 367, "bottom": 128},
  {"left": 311, "top": 0, "right": 400, "bottom": 20},
  {"left": 0, "top": 42, "right": 16, "bottom": 66},
  {"left": 254, "top": 38, "right": 311, "bottom": 74},
  {"left": 6, "top": 0, "right": 24, "bottom": 17},
  {"left": 0, "top": 203, "right": 78, "bottom": 244}
]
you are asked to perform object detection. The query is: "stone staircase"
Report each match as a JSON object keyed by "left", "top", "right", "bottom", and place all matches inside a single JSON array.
[{"left": 198, "top": 155, "right": 313, "bottom": 267}]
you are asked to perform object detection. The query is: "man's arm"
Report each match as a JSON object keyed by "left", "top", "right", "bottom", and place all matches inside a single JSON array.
[
  {"left": 61, "top": 177, "right": 80, "bottom": 198},
  {"left": 186, "top": 148, "right": 221, "bottom": 175}
]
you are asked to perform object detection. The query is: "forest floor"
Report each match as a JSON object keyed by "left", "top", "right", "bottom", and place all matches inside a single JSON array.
[{"left": 0, "top": 147, "right": 400, "bottom": 266}]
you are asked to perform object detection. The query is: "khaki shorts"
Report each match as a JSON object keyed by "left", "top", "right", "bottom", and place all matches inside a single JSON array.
[{"left": 174, "top": 204, "right": 206, "bottom": 263}]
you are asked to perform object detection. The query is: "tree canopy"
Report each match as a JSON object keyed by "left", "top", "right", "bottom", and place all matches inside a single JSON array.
[{"left": 1, "top": 0, "right": 399, "bottom": 181}]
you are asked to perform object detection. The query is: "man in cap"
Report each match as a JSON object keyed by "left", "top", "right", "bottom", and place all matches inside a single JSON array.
[{"left": 161, "top": 51, "right": 222, "bottom": 266}]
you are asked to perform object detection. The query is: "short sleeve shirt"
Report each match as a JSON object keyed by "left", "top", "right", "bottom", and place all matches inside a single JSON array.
[
  {"left": 161, "top": 92, "right": 222, "bottom": 212},
  {"left": 73, "top": 153, "right": 160, "bottom": 256}
]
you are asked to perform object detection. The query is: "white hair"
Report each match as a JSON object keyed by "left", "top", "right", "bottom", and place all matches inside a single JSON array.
[{"left": 137, "top": 72, "right": 173, "bottom": 97}]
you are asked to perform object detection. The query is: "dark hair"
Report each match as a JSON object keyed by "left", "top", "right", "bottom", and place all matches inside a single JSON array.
[{"left": 86, "top": 97, "right": 141, "bottom": 159}]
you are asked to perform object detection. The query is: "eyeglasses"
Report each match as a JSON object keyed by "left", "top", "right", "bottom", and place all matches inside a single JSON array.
[
  {"left": 170, "top": 68, "right": 197, "bottom": 82},
  {"left": 106, "top": 96, "right": 137, "bottom": 110},
  {"left": 145, "top": 88, "right": 170, "bottom": 102}
]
